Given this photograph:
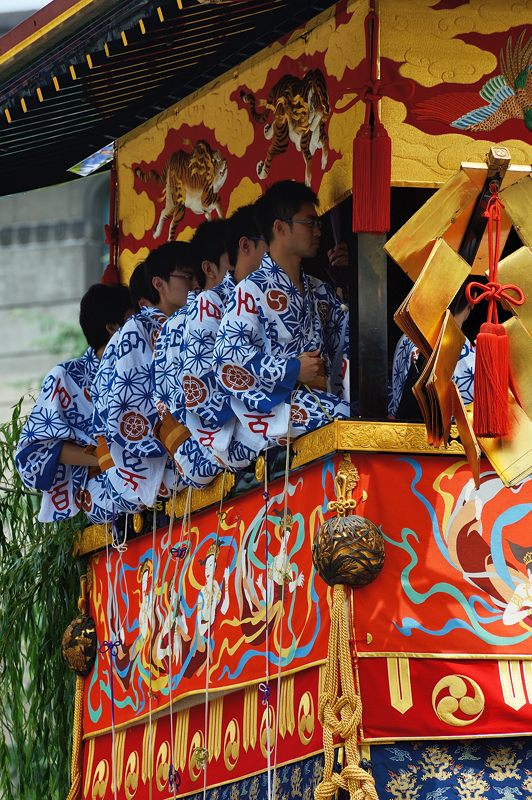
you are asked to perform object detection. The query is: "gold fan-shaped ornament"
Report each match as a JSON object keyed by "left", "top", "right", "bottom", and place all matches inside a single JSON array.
[{"left": 386, "top": 146, "right": 532, "bottom": 488}]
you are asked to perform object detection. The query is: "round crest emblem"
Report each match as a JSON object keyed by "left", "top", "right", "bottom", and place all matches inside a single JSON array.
[
  {"left": 291, "top": 405, "right": 309, "bottom": 425},
  {"left": 120, "top": 411, "right": 149, "bottom": 442},
  {"left": 266, "top": 289, "right": 288, "bottom": 312},
  {"left": 220, "top": 364, "right": 255, "bottom": 391},
  {"left": 74, "top": 487, "right": 93, "bottom": 512},
  {"left": 183, "top": 375, "right": 208, "bottom": 407}
]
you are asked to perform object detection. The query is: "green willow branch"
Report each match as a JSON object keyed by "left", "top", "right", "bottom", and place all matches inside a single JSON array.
[
  {"left": 0, "top": 397, "right": 85, "bottom": 800},
  {"left": 0, "top": 482, "right": 40, "bottom": 497}
]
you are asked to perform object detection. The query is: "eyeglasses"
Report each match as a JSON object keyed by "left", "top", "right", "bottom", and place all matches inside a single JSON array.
[
  {"left": 169, "top": 272, "right": 194, "bottom": 281},
  {"left": 248, "top": 235, "right": 267, "bottom": 244},
  {"left": 280, "top": 216, "right": 322, "bottom": 230}
]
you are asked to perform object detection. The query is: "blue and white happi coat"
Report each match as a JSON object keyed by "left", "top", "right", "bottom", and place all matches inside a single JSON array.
[
  {"left": 213, "top": 254, "right": 349, "bottom": 453},
  {"left": 152, "top": 292, "right": 225, "bottom": 487},
  {"left": 388, "top": 333, "right": 475, "bottom": 418},
  {"left": 102, "top": 305, "right": 177, "bottom": 511},
  {"left": 15, "top": 348, "right": 108, "bottom": 523},
  {"left": 153, "top": 290, "right": 196, "bottom": 413},
  {"left": 178, "top": 271, "right": 258, "bottom": 470},
  {"left": 91, "top": 329, "right": 119, "bottom": 441}
]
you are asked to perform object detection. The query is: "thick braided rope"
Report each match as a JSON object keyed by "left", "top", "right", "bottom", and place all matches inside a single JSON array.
[
  {"left": 314, "top": 584, "right": 378, "bottom": 800},
  {"left": 66, "top": 674, "right": 84, "bottom": 800}
]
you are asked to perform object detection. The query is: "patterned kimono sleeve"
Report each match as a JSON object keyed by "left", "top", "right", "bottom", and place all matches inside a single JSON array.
[
  {"left": 389, "top": 335, "right": 416, "bottom": 417},
  {"left": 453, "top": 340, "right": 475, "bottom": 405},
  {"left": 152, "top": 320, "right": 174, "bottom": 409},
  {"left": 16, "top": 359, "right": 91, "bottom": 491},
  {"left": 312, "top": 279, "right": 349, "bottom": 397},
  {"left": 213, "top": 281, "right": 300, "bottom": 413},
  {"left": 106, "top": 316, "right": 166, "bottom": 459},
  {"left": 180, "top": 290, "right": 233, "bottom": 426},
  {"left": 91, "top": 337, "right": 117, "bottom": 438}
]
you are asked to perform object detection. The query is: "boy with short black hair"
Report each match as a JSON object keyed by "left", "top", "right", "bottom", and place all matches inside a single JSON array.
[
  {"left": 16, "top": 283, "right": 132, "bottom": 522},
  {"left": 213, "top": 180, "right": 349, "bottom": 455},
  {"left": 100, "top": 243, "right": 195, "bottom": 511}
]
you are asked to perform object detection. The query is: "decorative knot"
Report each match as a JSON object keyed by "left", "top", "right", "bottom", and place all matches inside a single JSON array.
[
  {"left": 361, "top": 79, "right": 383, "bottom": 103},
  {"left": 168, "top": 764, "right": 181, "bottom": 790},
  {"left": 170, "top": 544, "right": 188, "bottom": 559},
  {"left": 194, "top": 747, "right": 209, "bottom": 767},
  {"left": 263, "top": 490, "right": 270, "bottom": 502},
  {"left": 466, "top": 281, "right": 525, "bottom": 308},
  {"left": 258, "top": 682, "right": 271, "bottom": 705},
  {"left": 100, "top": 639, "right": 119, "bottom": 658},
  {"left": 315, "top": 766, "right": 378, "bottom": 800},
  {"left": 318, "top": 693, "right": 362, "bottom": 740},
  {"left": 483, "top": 189, "right": 504, "bottom": 221}
]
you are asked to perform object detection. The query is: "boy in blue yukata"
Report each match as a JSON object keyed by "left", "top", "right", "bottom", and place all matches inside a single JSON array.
[
  {"left": 177, "top": 207, "right": 267, "bottom": 469},
  {"left": 152, "top": 220, "right": 231, "bottom": 485},
  {"left": 100, "top": 243, "right": 196, "bottom": 512},
  {"left": 213, "top": 181, "right": 350, "bottom": 455},
  {"left": 16, "top": 283, "right": 132, "bottom": 522}
]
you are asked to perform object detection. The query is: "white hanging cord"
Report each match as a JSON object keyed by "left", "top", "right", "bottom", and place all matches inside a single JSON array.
[
  {"left": 261, "top": 452, "right": 273, "bottom": 800},
  {"left": 101, "top": 492, "right": 119, "bottom": 800},
  {"left": 272, "top": 400, "right": 293, "bottom": 799},
  {"left": 147, "top": 505, "right": 159, "bottom": 800},
  {"left": 167, "top": 482, "right": 192, "bottom": 798},
  {"left": 200, "top": 472, "right": 228, "bottom": 800}
]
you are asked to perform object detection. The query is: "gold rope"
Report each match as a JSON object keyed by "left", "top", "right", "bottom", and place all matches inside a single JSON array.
[
  {"left": 66, "top": 674, "right": 84, "bottom": 800},
  {"left": 314, "top": 583, "right": 378, "bottom": 800}
]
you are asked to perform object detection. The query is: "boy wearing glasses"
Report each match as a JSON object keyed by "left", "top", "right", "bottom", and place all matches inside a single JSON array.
[
  {"left": 213, "top": 180, "right": 349, "bottom": 456},
  {"left": 100, "top": 243, "right": 196, "bottom": 512}
]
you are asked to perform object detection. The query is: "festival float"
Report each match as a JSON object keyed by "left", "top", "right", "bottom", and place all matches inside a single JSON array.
[{"left": 1, "top": 1, "right": 532, "bottom": 798}]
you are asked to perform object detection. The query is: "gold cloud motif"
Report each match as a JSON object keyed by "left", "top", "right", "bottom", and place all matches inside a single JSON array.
[
  {"left": 384, "top": 97, "right": 532, "bottom": 186},
  {"left": 120, "top": 247, "right": 150, "bottom": 285},
  {"left": 176, "top": 225, "right": 195, "bottom": 243},
  {"left": 227, "top": 177, "right": 262, "bottom": 216},
  {"left": 119, "top": 161, "right": 156, "bottom": 239},
  {"left": 381, "top": 0, "right": 531, "bottom": 87},
  {"left": 324, "top": 0, "right": 368, "bottom": 80}
]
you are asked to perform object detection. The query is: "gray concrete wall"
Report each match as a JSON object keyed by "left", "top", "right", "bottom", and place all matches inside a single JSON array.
[{"left": 0, "top": 173, "right": 109, "bottom": 421}]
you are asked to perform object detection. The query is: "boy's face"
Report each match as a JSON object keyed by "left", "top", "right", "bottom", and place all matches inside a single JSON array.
[
  {"left": 163, "top": 266, "right": 195, "bottom": 310},
  {"left": 279, "top": 202, "right": 321, "bottom": 259}
]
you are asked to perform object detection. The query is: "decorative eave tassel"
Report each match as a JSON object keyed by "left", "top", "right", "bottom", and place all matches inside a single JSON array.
[
  {"left": 352, "top": 9, "right": 391, "bottom": 235},
  {"left": 465, "top": 190, "right": 525, "bottom": 438}
]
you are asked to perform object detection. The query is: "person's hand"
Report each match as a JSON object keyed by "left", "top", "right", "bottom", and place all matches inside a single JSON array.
[
  {"left": 327, "top": 242, "right": 349, "bottom": 269},
  {"left": 298, "top": 350, "right": 324, "bottom": 384}
]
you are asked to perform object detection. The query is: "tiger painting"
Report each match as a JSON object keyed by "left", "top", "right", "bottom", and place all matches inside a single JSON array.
[
  {"left": 133, "top": 139, "right": 228, "bottom": 241},
  {"left": 240, "top": 69, "right": 330, "bottom": 186}
]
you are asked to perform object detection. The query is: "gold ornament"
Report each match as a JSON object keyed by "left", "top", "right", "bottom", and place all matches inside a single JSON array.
[
  {"left": 312, "top": 455, "right": 384, "bottom": 588},
  {"left": 62, "top": 575, "right": 97, "bottom": 676},
  {"left": 61, "top": 614, "right": 97, "bottom": 676}
]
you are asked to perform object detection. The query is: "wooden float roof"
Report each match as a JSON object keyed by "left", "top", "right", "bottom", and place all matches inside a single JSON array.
[{"left": 0, "top": 0, "right": 337, "bottom": 195}]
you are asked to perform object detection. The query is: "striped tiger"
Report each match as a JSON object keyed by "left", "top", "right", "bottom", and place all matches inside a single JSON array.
[
  {"left": 241, "top": 68, "right": 330, "bottom": 186},
  {"left": 133, "top": 140, "right": 227, "bottom": 241}
]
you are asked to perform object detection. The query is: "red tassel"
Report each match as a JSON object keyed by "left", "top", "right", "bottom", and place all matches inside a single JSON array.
[
  {"left": 472, "top": 322, "right": 509, "bottom": 438},
  {"left": 352, "top": 123, "right": 372, "bottom": 232},
  {"left": 370, "top": 121, "right": 391, "bottom": 233},
  {"left": 101, "top": 262, "right": 120, "bottom": 286}
]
